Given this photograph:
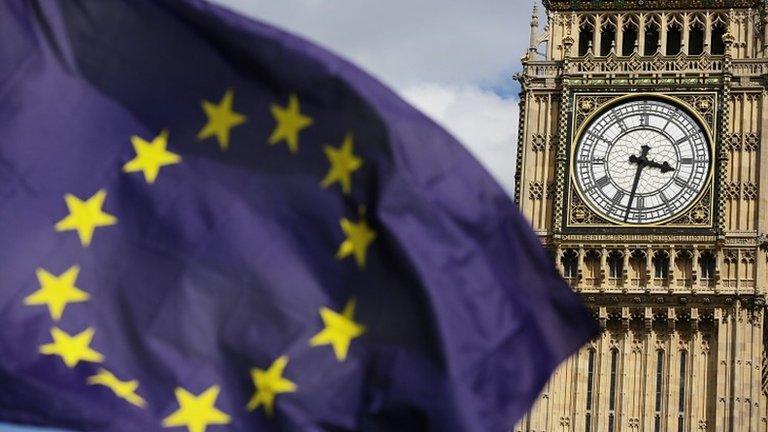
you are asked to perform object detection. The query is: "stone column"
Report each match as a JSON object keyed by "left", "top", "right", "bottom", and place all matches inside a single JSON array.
[
  {"left": 746, "top": 8, "right": 754, "bottom": 58},
  {"left": 616, "top": 15, "right": 625, "bottom": 56},
  {"left": 623, "top": 247, "right": 631, "bottom": 289},
  {"left": 594, "top": 15, "right": 602, "bottom": 56},
  {"left": 705, "top": 12, "right": 713, "bottom": 54},
  {"left": 647, "top": 247, "right": 654, "bottom": 289},
  {"left": 714, "top": 307, "right": 729, "bottom": 432},
  {"left": 692, "top": 246, "right": 701, "bottom": 292},
  {"left": 600, "top": 246, "right": 608, "bottom": 289},
  {"left": 669, "top": 246, "right": 677, "bottom": 291},
  {"left": 660, "top": 14, "right": 669, "bottom": 55},
  {"left": 578, "top": 246, "right": 586, "bottom": 291},
  {"left": 682, "top": 13, "right": 691, "bottom": 54},
  {"left": 528, "top": 3, "right": 540, "bottom": 61}
]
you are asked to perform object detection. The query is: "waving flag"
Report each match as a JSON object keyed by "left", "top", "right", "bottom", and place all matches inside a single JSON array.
[{"left": 0, "top": 0, "right": 597, "bottom": 431}]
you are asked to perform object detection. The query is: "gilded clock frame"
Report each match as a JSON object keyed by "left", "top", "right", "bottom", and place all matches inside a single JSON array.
[{"left": 564, "top": 91, "right": 718, "bottom": 231}]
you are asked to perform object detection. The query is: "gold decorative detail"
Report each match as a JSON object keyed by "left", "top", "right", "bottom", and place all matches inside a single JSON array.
[
  {"left": 670, "top": 190, "right": 713, "bottom": 226},
  {"left": 724, "top": 181, "right": 741, "bottom": 200},
  {"left": 725, "top": 133, "right": 742, "bottom": 151},
  {"left": 745, "top": 133, "right": 760, "bottom": 151},
  {"left": 531, "top": 134, "right": 549, "bottom": 152},
  {"left": 543, "top": 0, "right": 760, "bottom": 11},
  {"left": 743, "top": 182, "right": 758, "bottom": 200},
  {"left": 529, "top": 181, "right": 545, "bottom": 200}
]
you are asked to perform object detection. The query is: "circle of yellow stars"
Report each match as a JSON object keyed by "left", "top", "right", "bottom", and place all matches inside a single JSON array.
[{"left": 25, "top": 87, "right": 379, "bottom": 431}]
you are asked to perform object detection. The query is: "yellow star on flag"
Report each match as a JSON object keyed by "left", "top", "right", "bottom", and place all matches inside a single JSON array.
[
  {"left": 23, "top": 266, "right": 89, "bottom": 321},
  {"left": 123, "top": 129, "right": 181, "bottom": 184},
  {"left": 309, "top": 299, "right": 366, "bottom": 361},
  {"left": 162, "top": 385, "right": 231, "bottom": 432},
  {"left": 336, "top": 212, "right": 376, "bottom": 268},
  {"left": 246, "top": 355, "right": 297, "bottom": 417},
  {"left": 321, "top": 133, "right": 363, "bottom": 195},
  {"left": 268, "top": 93, "right": 314, "bottom": 154},
  {"left": 54, "top": 189, "right": 117, "bottom": 247},
  {"left": 197, "top": 88, "right": 246, "bottom": 150},
  {"left": 88, "top": 368, "right": 146, "bottom": 408},
  {"left": 40, "top": 327, "right": 104, "bottom": 368}
]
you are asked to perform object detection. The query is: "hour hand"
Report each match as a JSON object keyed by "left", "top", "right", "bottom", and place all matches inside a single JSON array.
[{"left": 646, "top": 159, "right": 674, "bottom": 174}]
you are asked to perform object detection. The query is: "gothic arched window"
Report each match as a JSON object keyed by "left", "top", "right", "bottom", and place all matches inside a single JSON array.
[
  {"left": 622, "top": 16, "right": 639, "bottom": 56},
  {"left": 654, "top": 350, "right": 665, "bottom": 432},
  {"left": 585, "top": 349, "right": 595, "bottom": 432},
  {"left": 579, "top": 16, "right": 595, "bottom": 56},
  {"left": 629, "top": 250, "right": 647, "bottom": 286},
  {"left": 644, "top": 15, "right": 661, "bottom": 55},
  {"left": 654, "top": 251, "right": 670, "bottom": 280},
  {"left": 689, "top": 15, "right": 706, "bottom": 55},
  {"left": 666, "top": 16, "right": 683, "bottom": 55},
  {"left": 700, "top": 251, "right": 716, "bottom": 281},
  {"left": 678, "top": 351, "right": 688, "bottom": 432},
  {"left": 601, "top": 16, "right": 617, "bottom": 56},
  {"left": 584, "top": 250, "right": 601, "bottom": 286},
  {"left": 562, "top": 249, "right": 579, "bottom": 279},
  {"left": 608, "top": 348, "right": 619, "bottom": 432},
  {"left": 711, "top": 15, "right": 727, "bottom": 55},
  {"left": 608, "top": 250, "right": 624, "bottom": 279},
  {"left": 675, "top": 250, "right": 693, "bottom": 287}
]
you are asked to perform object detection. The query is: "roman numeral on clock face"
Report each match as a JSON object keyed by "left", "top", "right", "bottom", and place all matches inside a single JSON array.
[
  {"left": 674, "top": 177, "right": 693, "bottom": 190},
  {"left": 612, "top": 191, "right": 624, "bottom": 205},
  {"left": 595, "top": 176, "right": 610, "bottom": 189}
]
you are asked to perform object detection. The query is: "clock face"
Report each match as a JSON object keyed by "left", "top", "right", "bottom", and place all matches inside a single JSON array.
[{"left": 573, "top": 99, "right": 711, "bottom": 225}]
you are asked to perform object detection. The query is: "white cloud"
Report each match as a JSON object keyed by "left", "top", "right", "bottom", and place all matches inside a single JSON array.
[{"left": 401, "top": 84, "right": 519, "bottom": 194}]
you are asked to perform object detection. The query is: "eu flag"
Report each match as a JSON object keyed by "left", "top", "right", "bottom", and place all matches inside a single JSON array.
[{"left": 0, "top": 1, "right": 597, "bottom": 431}]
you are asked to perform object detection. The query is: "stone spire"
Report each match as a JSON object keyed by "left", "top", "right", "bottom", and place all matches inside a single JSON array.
[{"left": 528, "top": 2, "right": 540, "bottom": 60}]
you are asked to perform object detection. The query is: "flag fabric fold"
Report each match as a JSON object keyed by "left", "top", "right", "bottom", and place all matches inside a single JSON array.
[{"left": 0, "top": 0, "right": 597, "bottom": 431}]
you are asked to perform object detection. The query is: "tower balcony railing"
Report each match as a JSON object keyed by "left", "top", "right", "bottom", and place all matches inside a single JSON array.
[
  {"left": 568, "top": 52, "right": 725, "bottom": 76},
  {"left": 522, "top": 55, "right": 768, "bottom": 80}
]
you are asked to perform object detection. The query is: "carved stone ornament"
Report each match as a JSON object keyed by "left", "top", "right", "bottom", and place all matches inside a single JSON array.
[
  {"left": 573, "top": 95, "right": 617, "bottom": 128},
  {"left": 531, "top": 134, "right": 549, "bottom": 152},
  {"left": 724, "top": 181, "right": 741, "bottom": 200},
  {"left": 670, "top": 190, "right": 713, "bottom": 226},
  {"left": 759, "top": 233, "right": 768, "bottom": 251},
  {"left": 726, "top": 133, "right": 743, "bottom": 151},
  {"left": 745, "top": 133, "right": 760, "bottom": 152},
  {"left": 529, "top": 180, "right": 545, "bottom": 200},
  {"left": 546, "top": 181, "right": 556, "bottom": 200},
  {"left": 569, "top": 190, "right": 609, "bottom": 225},
  {"left": 543, "top": 0, "right": 761, "bottom": 11},
  {"left": 678, "top": 94, "right": 716, "bottom": 126},
  {"left": 743, "top": 182, "right": 758, "bottom": 201}
]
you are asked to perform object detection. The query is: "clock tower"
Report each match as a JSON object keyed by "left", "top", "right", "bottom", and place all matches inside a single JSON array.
[{"left": 515, "top": 1, "right": 768, "bottom": 431}]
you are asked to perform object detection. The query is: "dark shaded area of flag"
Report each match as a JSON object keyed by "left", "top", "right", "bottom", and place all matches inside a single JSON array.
[{"left": 0, "top": 0, "right": 597, "bottom": 431}]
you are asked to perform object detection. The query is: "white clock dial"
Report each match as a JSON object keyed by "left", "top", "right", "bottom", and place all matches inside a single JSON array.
[{"left": 573, "top": 99, "right": 711, "bottom": 225}]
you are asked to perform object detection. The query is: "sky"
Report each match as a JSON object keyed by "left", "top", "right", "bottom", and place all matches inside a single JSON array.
[
  {"left": 204, "top": 0, "right": 534, "bottom": 194},
  {"left": 1, "top": 1, "right": 534, "bottom": 430},
  {"left": 201, "top": 0, "right": 533, "bottom": 193}
]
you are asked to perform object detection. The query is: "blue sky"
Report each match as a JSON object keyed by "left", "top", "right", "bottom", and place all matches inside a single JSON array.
[{"left": 0, "top": 1, "right": 533, "bottom": 430}]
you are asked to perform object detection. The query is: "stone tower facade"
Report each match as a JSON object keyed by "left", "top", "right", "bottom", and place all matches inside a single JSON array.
[{"left": 514, "top": 1, "right": 768, "bottom": 431}]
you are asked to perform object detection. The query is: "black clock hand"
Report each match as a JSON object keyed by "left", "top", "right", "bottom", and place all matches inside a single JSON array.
[
  {"left": 625, "top": 145, "right": 651, "bottom": 222},
  {"left": 645, "top": 159, "right": 675, "bottom": 174}
]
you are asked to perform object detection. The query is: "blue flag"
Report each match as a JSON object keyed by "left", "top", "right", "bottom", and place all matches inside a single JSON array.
[{"left": 0, "top": 1, "right": 596, "bottom": 431}]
